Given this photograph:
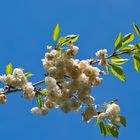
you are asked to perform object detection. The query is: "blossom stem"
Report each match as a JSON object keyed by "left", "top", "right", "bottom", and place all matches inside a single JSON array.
[
  {"left": 89, "top": 48, "right": 135, "bottom": 65},
  {"left": 3, "top": 80, "right": 45, "bottom": 95}
]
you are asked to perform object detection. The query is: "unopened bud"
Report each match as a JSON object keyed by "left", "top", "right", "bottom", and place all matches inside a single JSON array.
[{"left": 0, "top": 94, "right": 7, "bottom": 104}]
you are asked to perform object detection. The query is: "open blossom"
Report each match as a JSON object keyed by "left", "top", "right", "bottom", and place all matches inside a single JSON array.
[
  {"left": 84, "top": 66, "right": 100, "bottom": 77},
  {"left": 13, "top": 68, "right": 24, "bottom": 77},
  {"left": 22, "top": 82, "right": 35, "bottom": 100},
  {"left": 82, "top": 105, "right": 97, "bottom": 122},
  {"left": 0, "top": 68, "right": 27, "bottom": 87},
  {"left": 105, "top": 103, "right": 120, "bottom": 115},
  {"left": 98, "top": 112, "right": 107, "bottom": 120},
  {"left": 45, "top": 76, "right": 57, "bottom": 88},
  {"left": 31, "top": 106, "right": 49, "bottom": 115},
  {"left": 96, "top": 49, "right": 107, "bottom": 58},
  {"left": 105, "top": 103, "right": 120, "bottom": 124}
]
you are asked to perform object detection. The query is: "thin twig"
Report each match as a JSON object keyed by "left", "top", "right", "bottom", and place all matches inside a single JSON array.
[
  {"left": 3, "top": 80, "right": 45, "bottom": 95},
  {"left": 89, "top": 49, "right": 135, "bottom": 65}
]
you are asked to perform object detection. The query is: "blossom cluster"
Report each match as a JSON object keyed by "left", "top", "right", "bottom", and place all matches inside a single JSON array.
[
  {"left": 0, "top": 68, "right": 35, "bottom": 102},
  {"left": 98, "top": 103, "right": 120, "bottom": 125},
  {"left": 31, "top": 44, "right": 105, "bottom": 122}
]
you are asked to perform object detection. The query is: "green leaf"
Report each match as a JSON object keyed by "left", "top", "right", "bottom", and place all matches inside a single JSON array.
[
  {"left": 59, "top": 35, "right": 79, "bottom": 46},
  {"left": 39, "top": 89, "right": 48, "bottom": 96},
  {"left": 132, "top": 54, "right": 140, "bottom": 72},
  {"left": 120, "top": 45, "right": 134, "bottom": 52},
  {"left": 105, "top": 123, "right": 119, "bottom": 138},
  {"left": 111, "top": 55, "right": 122, "bottom": 60},
  {"left": 114, "top": 41, "right": 123, "bottom": 52},
  {"left": 25, "top": 72, "right": 33, "bottom": 78},
  {"left": 36, "top": 95, "right": 43, "bottom": 108},
  {"left": 94, "top": 119, "right": 101, "bottom": 126},
  {"left": 105, "top": 65, "right": 109, "bottom": 74},
  {"left": 6, "top": 63, "right": 13, "bottom": 75},
  {"left": 111, "top": 58, "right": 128, "bottom": 65},
  {"left": 119, "top": 115, "right": 126, "bottom": 127},
  {"left": 57, "top": 37, "right": 66, "bottom": 45},
  {"left": 65, "top": 35, "right": 79, "bottom": 43},
  {"left": 136, "top": 42, "right": 140, "bottom": 49},
  {"left": 135, "top": 43, "right": 140, "bottom": 54},
  {"left": 121, "top": 33, "right": 134, "bottom": 45},
  {"left": 108, "top": 99, "right": 118, "bottom": 104},
  {"left": 53, "top": 24, "right": 60, "bottom": 41},
  {"left": 133, "top": 23, "right": 140, "bottom": 36},
  {"left": 99, "top": 122, "right": 107, "bottom": 136},
  {"left": 109, "top": 63, "right": 125, "bottom": 81},
  {"left": 114, "top": 33, "right": 121, "bottom": 47}
]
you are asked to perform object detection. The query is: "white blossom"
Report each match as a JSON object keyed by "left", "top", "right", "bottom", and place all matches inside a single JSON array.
[
  {"left": 31, "top": 106, "right": 49, "bottom": 115},
  {"left": 96, "top": 49, "right": 107, "bottom": 58},
  {"left": 98, "top": 112, "right": 107, "bottom": 120}
]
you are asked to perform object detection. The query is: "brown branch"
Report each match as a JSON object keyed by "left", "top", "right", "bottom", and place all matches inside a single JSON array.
[{"left": 3, "top": 80, "right": 45, "bottom": 95}]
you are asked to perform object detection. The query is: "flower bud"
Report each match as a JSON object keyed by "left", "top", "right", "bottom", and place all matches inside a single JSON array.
[{"left": 0, "top": 94, "right": 7, "bottom": 104}]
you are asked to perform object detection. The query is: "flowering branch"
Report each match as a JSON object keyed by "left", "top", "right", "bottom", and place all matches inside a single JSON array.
[
  {"left": 0, "top": 23, "right": 140, "bottom": 138},
  {"left": 3, "top": 79, "right": 45, "bottom": 95}
]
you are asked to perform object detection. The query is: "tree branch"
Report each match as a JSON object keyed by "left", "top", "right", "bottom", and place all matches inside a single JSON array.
[
  {"left": 3, "top": 80, "right": 45, "bottom": 95},
  {"left": 3, "top": 48, "right": 136, "bottom": 95},
  {"left": 89, "top": 48, "right": 135, "bottom": 65}
]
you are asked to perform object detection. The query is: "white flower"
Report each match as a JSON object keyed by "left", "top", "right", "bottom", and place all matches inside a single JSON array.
[
  {"left": 71, "top": 45, "right": 79, "bottom": 55},
  {"left": 69, "top": 63, "right": 82, "bottom": 79},
  {"left": 22, "top": 82, "right": 34, "bottom": 93},
  {"left": 48, "top": 88, "right": 60, "bottom": 101},
  {"left": 96, "top": 49, "right": 107, "bottom": 58},
  {"left": 22, "top": 82, "right": 35, "bottom": 100},
  {"left": 98, "top": 112, "right": 107, "bottom": 120},
  {"left": 105, "top": 103, "right": 120, "bottom": 124},
  {"left": 23, "top": 91, "right": 35, "bottom": 100},
  {"left": 106, "top": 104, "right": 120, "bottom": 115},
  {"left": 42, "top": 59, "right": 54, "bottom": 69},
  {"left": 85, "top": 66, "right": 100, "bottom": 77},
  {"left": 31, "top": 107, "right": 42, "bottom": 114},
  {"left": 40, "top": 106, "right": 49, "bottom": 115},
  {"left": 45, "top": 76, "right": 57, "bottom": 88},
  {"left": 31, "top": 106, "right": 49, "bottom": 115},
  {"left": 82, "top": 105, "right": 97, "bottom": 122},
  {"left": 47, "top": 67, "right": 57, "bottom": 77},
  {"left": 79, "top": 60, "right": 89, "bottom": 71},
  {"left": 13, "top": 68, "right": 24, "bottom": 77}
]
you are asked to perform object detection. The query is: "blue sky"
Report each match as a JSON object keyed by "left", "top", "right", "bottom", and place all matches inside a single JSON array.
[{"left": 0, "top": 0, "right": 140, "bottom": 140}]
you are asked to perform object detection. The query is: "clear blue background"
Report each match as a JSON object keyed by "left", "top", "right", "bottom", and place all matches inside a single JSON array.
[{"left": 0, "top": 0, "right": 139, "bottom": 140}]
